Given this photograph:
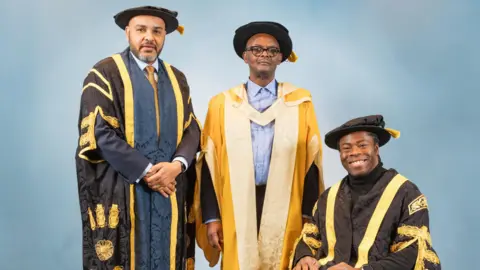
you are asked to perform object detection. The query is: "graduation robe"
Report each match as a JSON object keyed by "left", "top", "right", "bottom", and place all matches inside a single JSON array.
[
  {"left": 75, "top": 48, "right": 200, "bottom": 270},
  {"left": 193, "top": 83, "right": 325, "bottom": 269},
  {"left": 290, "top": 169, "right": 442, "bottom": 270}
]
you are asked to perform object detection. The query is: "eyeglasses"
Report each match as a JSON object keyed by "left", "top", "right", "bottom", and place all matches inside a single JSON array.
[{"left": 245, "top": 46, "right": 281, "bottom": 57}]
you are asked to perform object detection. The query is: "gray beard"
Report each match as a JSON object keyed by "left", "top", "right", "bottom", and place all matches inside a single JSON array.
[
  {"left": 130, "top": 46, "right": 161, "bottom": 63},
  {"left": 138, "top": 53, "right": 158, "bottom": 63}
]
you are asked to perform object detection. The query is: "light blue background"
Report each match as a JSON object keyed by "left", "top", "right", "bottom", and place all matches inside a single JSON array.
[{"left": 0, "top": 0, "right": 477, "bottom": 269}]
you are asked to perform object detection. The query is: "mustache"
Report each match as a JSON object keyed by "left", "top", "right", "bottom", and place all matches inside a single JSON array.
[
  {"left": 257, "top": 58, "right": 272, "bottom": 64},
  {"left": 140, "top": 42, "right": 157, "bottom": 49}
]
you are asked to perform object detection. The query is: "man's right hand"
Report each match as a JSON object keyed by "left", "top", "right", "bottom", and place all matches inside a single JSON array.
[
  {"left": 293, "top": 256, "right": 319, "bottom": 270},
  {"left": 144, "top": 163, "right": 177, "bottom": 197},
  {"left": 206, "top": 221, "right": 223, "bottom": 251}
]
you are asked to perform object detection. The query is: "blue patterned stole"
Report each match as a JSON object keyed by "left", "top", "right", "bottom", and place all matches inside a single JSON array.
[{"left": 122, "top": 49, "right": 178, "bottom": 270}]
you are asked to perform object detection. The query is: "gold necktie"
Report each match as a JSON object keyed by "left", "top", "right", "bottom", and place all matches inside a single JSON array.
[{"left": 145, "top": 66, "right": 160, "bottom": 137}]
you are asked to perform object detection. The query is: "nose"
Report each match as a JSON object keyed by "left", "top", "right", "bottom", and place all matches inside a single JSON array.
[
  {"left": 259, "top": 49, "right": 270, "bottom": 58},
  {"left": 145, "top": 30, "right": 153, "bottom": 41},
  {"left": 349, "top": 146, "right": 361, "bottom": 157}
]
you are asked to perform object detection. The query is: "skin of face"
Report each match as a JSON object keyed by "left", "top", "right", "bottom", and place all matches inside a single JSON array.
[
  {"left": 243, "top": 33, "right": 282, "bottom": 83},
  {"left": 125, "top": 15, "right": 167, "bottom": 64},
  {"left": 338, "top": 131, "right": 380, "bottom": 177}
]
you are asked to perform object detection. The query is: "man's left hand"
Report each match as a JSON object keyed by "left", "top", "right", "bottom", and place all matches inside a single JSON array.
[
  {"left": 327, "top": 262, "right": 360, "bottom": 270},
  {"left": 144, "top": 161, "right": 182, "bottom": 196}
]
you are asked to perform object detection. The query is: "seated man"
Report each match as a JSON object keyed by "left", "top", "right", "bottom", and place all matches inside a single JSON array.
[{"left": 290, "top": 115, "right": 441, "bottom": 270}]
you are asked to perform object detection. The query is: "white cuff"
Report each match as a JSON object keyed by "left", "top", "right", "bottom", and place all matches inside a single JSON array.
[
  {"left": 204, "top": 218, "right": 220, "bottom": 224},
  {"left": 136, "top": 163, "right": 152, "bottom": 183},
  {"left": 173, "top": 156, "right": 188, "bottom": 172}
]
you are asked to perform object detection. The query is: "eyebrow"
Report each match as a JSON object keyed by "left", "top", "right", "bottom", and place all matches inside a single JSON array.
[
  {"left": 341, "top": 139, "right": 368, "bottom": 146},
  {"left": 250, "top": 44, "right": 279, "bottom": 48},
  {"left": 134, "top": 24, "right": 164, "bottom": 30}
]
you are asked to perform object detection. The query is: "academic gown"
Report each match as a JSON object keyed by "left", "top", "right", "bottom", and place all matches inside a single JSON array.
[
  {"left": 290, "top": 166, "right": 442, "bottom": 270},
  {"left": 75, "top": 48, "right": 200, "bottom": 270},
  {"left": 193, "top": 82, "right": 325, "bottom": 270}
]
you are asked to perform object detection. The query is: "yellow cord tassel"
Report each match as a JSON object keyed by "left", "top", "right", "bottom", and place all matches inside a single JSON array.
[
  {"left": 385, "top": 128, "right": 400, "bottom": 138},
  {"left": 287, "top": 50, "right": 298, "bottom": 62},
  {"left": 176, "top": 25, "right": 184, "bottom": 35}
]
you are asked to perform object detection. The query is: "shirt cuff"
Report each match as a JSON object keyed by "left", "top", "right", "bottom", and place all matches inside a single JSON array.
[
  {"left": 136, "top": 163, "right": 152, "bottom": 183},
  {"left": 204, "top": 218, "right": 220, "bottom": 224},
  {"left": 173, "top": 156, "right": 188, "bottom": 172}
]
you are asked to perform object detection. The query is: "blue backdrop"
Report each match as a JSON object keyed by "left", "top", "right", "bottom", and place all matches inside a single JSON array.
[{"left": 0, "top": 0, "right": 477, "bottom": 269}]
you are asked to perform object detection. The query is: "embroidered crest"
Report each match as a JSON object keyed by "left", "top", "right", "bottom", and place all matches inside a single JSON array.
[
  {"left": 95, "top": 239, "right": 114, "bottom": 261},
  {"left": 408, "top": 194, "right": 428, "bottom": 215}
]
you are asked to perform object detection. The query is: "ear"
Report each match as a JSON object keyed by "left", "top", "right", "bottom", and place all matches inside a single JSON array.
[
  {"left": 125, "top": 26, "right": 130, "bottom": 41},
  {"left": 374, "top": 144, "right": 380, "bottom": 156}
]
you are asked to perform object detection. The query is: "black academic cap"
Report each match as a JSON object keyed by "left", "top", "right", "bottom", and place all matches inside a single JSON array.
[
  {"left": 233, "top": 21, "right": 298, "bottom": 62},
  {"left": 114, "top": 6, "right": 184, "bottom": 34},
  {"left": 324, "top": 115, "right": 401, "bottom": 150}
]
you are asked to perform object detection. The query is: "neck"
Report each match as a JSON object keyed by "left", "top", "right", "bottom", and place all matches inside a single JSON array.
[
  {"left": 348, "top": 161, "right": 384, "bottom": 191},
  {"left": 249, "top": 73, "right": 274, "bottom": 87}
]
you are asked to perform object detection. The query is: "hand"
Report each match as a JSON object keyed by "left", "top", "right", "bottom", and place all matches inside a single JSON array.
[
  {"left": 327, "top": 262, "right": 360, "bottom": 270},
  {"left": 206, "top": 221, "right": 223, "bottom": 251},
  {"left": 293, "top": 256, "right": 318, "bottom": 270},
  {"left": 144, "top": 162, "right": 182, "bottom": 196},
  {"left": 152, "top": 181, "right": 176, "bottom": 198}
]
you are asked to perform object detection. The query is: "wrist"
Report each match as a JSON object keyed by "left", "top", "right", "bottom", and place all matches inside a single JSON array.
[{"left": 173, "top": 160, "right": 184, "bottom": 174}]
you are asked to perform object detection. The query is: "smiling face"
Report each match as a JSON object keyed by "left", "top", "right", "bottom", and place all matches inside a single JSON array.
[
  {"left": 339, "top": 131, "right": 380, "bottom": 177},
  {"left": 125, "top": 15, "right": 167, "bottom": 64}
]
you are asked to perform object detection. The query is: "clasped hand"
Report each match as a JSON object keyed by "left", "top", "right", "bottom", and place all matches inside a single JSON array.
[
  {"left": 294, "top": 258, "right": 359, "bottom": 270},
  {"left": 144, "top": 161, "right": 182, "bottom": 197}
]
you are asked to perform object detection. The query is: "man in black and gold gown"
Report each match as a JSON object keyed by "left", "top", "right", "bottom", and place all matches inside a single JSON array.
[
  {"left": 75, "top": 6, "right": 200, "bottom": 270},
  {"left": 290, "top": 115, "right": 441, "bottom": 270}
]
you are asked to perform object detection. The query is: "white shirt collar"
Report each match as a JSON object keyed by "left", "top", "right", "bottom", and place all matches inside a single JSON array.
[{"left": 130, "top": 51, "right": 159, "bottom": 71}]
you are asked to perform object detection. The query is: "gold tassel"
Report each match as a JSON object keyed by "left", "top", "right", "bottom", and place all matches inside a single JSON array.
[
  {"left": 385, "top": 128, "right": 400, "bottom": 138},
  {"left": 287, "top": 50, "right": 298, "bottom": 62},
  {"left": 176, "top": 25, "right": 184, "bottom": 35}
]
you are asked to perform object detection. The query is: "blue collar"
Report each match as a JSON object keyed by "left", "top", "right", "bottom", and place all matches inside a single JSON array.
[{"left": 246, "top": 78, "right": 277, "bottom": 99}]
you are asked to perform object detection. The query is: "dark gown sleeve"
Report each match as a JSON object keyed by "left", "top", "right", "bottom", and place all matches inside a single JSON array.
[
  {"left": 171, "top": 71, "right": 201, "bottom": 168},
  {"left": 363, "top": 182, "right": 441, "bottom": 270},
  {"left": 78, "top": 62, "right": 150, "bottom": 184},
  {"left": 94, "top": 114, "right": 151, "bottom": 184},
  {"left": 200, "top": 161, "right": 220, "bottom": 223},
  {"left": 184, "top": 161, "right": 198, "bottom": 269},
  {"left": 290, "top": 193, "right": 327, "bottom": 269},
  {"left": 301, "top": 163, "right": 320, "bottom": 218},
  {"left": 76, "top": 59, "right": 142, "bottom": 268}
]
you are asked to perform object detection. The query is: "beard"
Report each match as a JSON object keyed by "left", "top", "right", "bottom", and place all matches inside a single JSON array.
[
  {"left": 129, "top": 39, "right": 165, "bottom": 63},
  {"left": 130, "top": 46, "right": 161, "bottom": 63},
  {"left": 138, "top": 52, "right": 158, "bottom": 63},
  {"left": 253, "top": 70, "right": 271, "bottom": 80},
  {"left": 252, "top": 65, "right": 276, "bottom": 80}
]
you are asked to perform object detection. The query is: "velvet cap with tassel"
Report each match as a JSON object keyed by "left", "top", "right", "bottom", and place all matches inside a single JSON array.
[
  {"left": 324, "top": 115, "right": 401, "bottom": 150},
  {"left": 233, "top": 21, "right": 297, "bottom": 62},
  {"left": 114, "top": 6, "right": 184, "bottom": 35}
]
